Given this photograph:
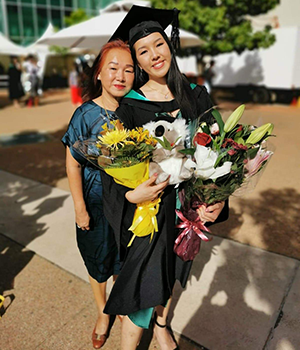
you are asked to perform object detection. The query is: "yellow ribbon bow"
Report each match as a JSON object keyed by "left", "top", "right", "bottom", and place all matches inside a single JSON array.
[
  {"left": 0, "top": 295, "right": 4, "bottom": 318},
  {"left": 127, "top": 196, "right": 162, "bottom": 247}
]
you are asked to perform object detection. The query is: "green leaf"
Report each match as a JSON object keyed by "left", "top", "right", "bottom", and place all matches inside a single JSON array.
[
  {"left": 212, "top": 109, "right": 224, "bottom": 135},
  {"left": 163, "top": 136, "right": 172, "bottom": 150},
  {"left": 201, "top": 124, "right": 210, "bottom": 134},
  {"left": 247, "top": 147, "right": 260, "bottom": 159},
  {"left": 178, "top": 148, "right": 195, "bottom": 156},
  {"left": 235, "top": 137, "right": 245, "bottom": 145},
  {"left": 174, "top": 136, "right": 182, "bottom": 145},
  {"left": 154, "top": 136, "right": 172, "bottom": 150},
  {"left": 214, "top": 150, "right": 229, "bottom": 168},
  {"left": 231, "top": 163, "right": 238, "bottom": 171}
]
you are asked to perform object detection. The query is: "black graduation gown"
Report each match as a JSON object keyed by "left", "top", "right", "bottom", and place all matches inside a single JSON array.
[
  {"left": 102, "top": 84, "right": 229, "bottom": 316},
  {"left": 8, "top": 65, "right": 24, "bottom": 100}
]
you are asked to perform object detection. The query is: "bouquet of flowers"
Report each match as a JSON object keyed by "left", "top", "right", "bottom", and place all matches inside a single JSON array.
[
  {"left": 174, "top": 105, "right": 274, "bottom": 261},
  {"left": 73, "top": 120, "right": 159, "bottom": 246}
]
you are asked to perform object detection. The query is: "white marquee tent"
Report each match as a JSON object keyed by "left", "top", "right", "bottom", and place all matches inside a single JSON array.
[
  {"left": 38, "top": 1, "right": 204, "bottom": 50},
  {"left": 0, "top": 33, "right": 26, "bottom": 56}
]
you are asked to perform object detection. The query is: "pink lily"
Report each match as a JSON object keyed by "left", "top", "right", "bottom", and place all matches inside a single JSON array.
[{"left": 244, "top": 148, "right": 273, "bottom": 178}]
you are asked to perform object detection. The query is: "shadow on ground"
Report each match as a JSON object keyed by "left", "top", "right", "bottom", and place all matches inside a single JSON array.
[
  {"left": 164, "top": 189, "right": 300, "bottom": 349},
  {"left": 0, "top": 177, "right": 68, "bottom": 317},
  {"left": 218, "top": 188, "right": 300, "bottom": 259},
  {"left": 0, "top": 127, "right": 68, "bottom": 187}
]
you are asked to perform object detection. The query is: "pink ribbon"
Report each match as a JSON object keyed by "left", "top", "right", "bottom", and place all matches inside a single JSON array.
[{"left": 175, "top": 210, "right": 211, "bottom": 244}]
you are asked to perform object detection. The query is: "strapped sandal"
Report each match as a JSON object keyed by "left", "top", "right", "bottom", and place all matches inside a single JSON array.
[{"left": 153, "top": 312, "right": 179, "bottom": 350}]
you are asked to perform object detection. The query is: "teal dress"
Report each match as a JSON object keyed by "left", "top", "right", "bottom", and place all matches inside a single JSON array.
[{"left": 62, "top": 101, "right": 120, "bottom": 283}]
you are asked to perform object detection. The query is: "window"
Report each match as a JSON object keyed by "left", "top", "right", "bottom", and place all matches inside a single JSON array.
[
  {"left": 36, "top": 0, "right": 48, "bottom": 4},
  {"left": 51, "top": 9, "right": 62, "bottom": 28},
  {"left": 22, "top": 6, "right": 35, "bottom": 37},
  {"left": 100, "top": 0, "right": 113, "bottom": 9},
  {"left": 78, "top": 0, "right": 88, "bottom": 10},
  {"left": 7, "top": 5, "right": 21, "bottom": 37},
  {"left": 64, "top": 0, "right": 73, "bottom": 7},
  {"left": 90, "top": 0, "right": 99, "bottom": 9},
  {"left": 50, "top": 0, "right": 61, "bottom": 6},
  {"left": 37, "top": 8, "right": 48, "bottom": 36},
  {"left": 0, "top": 6, "right": 3, "bottom": 34}
]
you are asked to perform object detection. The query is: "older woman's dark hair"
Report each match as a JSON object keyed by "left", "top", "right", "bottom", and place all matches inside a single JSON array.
[{"left": 82, "top": 40, "right": 131, "bottom": 102}]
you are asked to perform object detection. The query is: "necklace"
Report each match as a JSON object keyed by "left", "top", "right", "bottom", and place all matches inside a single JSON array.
[
  {"left": 103, "top": 104, "right": 111, "bottom": 119},
  {"left": 147, "top": 84, "right": 170, "bottom": 99},
  {"left": 99, "top": 97, "right": 117, "bottom": 120}
]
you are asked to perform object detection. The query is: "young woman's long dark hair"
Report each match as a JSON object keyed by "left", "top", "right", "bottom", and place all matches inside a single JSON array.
[
  {"left": 82, "top": 40, "right": 131, "bottom": 102},
  {"left": 130, "top": 31, "right": 197, "bottom": 121}
]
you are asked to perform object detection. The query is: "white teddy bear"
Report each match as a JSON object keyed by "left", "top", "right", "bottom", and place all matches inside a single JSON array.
[{"left": 143, "top": 117, "right": 193, "bottom": 185}]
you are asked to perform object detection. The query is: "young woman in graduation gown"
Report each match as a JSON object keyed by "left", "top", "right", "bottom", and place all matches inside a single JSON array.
[
  {"left": 62, "top": 40, "right": 134, "bottom": 349},
  {"left": 101, "top": 6, "right": 229, "bottom": 349}
]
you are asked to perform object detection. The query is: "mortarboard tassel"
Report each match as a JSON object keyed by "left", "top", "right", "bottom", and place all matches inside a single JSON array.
[{"left": 171, "top": 8, "right": 180, "bottom": 52}]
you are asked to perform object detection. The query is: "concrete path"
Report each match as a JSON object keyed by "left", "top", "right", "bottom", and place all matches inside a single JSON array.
[
  {"left": 1, "top": 170, "right": 300, "bottom": 349},
  {"left": 1, "top": 90, "right": 300, "bottom": 349}
]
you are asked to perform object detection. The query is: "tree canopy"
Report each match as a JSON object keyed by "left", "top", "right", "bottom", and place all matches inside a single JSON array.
[
  {"left": 151, "top": 0, "right": 280, "bottom": 56},
  {"left": 64, "top": 8, "right": 91, "bottom": 27}
]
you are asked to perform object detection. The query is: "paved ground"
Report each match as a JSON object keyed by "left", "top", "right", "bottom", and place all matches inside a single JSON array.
[
  {"left": 0, "top": 90, "right": 300, "bottom": 349},
  {"left": 0, "top": 90, "right": 299, "bottom": 258}
]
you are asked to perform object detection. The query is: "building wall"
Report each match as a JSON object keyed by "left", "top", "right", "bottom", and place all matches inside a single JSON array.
[{"left": 0, "top": 0, "right": 118, "bottom": 45}]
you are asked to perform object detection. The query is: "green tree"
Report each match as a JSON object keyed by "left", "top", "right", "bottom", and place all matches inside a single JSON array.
[
  {"left": 151, "top": 0, "right": 279, "bottom": 57},
  {"left": 64, "top": 8, "right": 91, "bottom": 27}
]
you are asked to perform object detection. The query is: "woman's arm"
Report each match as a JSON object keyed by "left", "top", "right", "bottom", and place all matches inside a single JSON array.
[
  {"left": 197, "top": 199, "right": 229, "bottom": 224},
  {"left": 197, "top": 202, "right": 225, "bottom": 223},
  {"left": 125, "top": 174, "right": 170, "bottom": 204},
  {"left": 66, "top": 147, "right": 90, "bottom": 230}
]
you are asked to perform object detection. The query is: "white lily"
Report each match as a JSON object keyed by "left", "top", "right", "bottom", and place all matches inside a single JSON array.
[{"left": 185, "top": 145, "right": 232, "bottom": 180}]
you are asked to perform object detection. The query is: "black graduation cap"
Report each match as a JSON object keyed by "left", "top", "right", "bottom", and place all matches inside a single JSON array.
[{"left": 109, "top": 5, "right": 180, "bottom": 50}]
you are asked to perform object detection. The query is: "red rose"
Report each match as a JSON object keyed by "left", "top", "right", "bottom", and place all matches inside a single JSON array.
[{"left": 193, "top": 132, "right": 212, "bottom": 146}]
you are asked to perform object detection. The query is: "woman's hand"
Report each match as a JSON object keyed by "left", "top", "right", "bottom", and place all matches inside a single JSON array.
[
  {"left": 197, "top": 201, "right": 225, "bottom": 223},
  {"left": 125, "top": 174, "right": 169, "bottom": 204},
  {"left": 75, "top": 208, "right": 90, "bottom": 231}
]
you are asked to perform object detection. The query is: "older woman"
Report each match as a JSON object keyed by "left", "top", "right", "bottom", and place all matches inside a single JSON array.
[{"left": 62, "top": 40, "right": 134, "bottom": 349}]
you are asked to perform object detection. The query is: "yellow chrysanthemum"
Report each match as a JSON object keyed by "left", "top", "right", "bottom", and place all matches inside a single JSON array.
[
  {"left": 124, "top": 140, "right": 136, "bottom": 146},
  {"left": 102, "top": 123, "right": 109, "bottom": 132},
  {"left": 110, "top": 119, "right": 125, "bottom": 131},
  {"left": 98, "top": 129, "right": 129, "bottom": 149},
  {"left": 129, "top": 128, "right": 151, "bottom": 143},
  {"left": 145, "top": 136, "right": 157, "bottom": 146},
  {"left": 128, "top": 129, "right": 139, "bottom": 140}
]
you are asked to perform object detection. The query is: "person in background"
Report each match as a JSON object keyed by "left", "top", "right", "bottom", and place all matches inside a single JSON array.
[
  {"left": 61, "top": 40, "right": 134, "bottom": 349},
  {"left": 69, "top": 62, "right": 83, "bottom": 107},
  {"left": 0, "top": 62, "right": 5, "bottom": 74},
  {"left": 8, "top": 56, "right": 24, "bottom": 108},
  {"left": 25, "top": 55, "right": 40, "bottom": 107}
]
